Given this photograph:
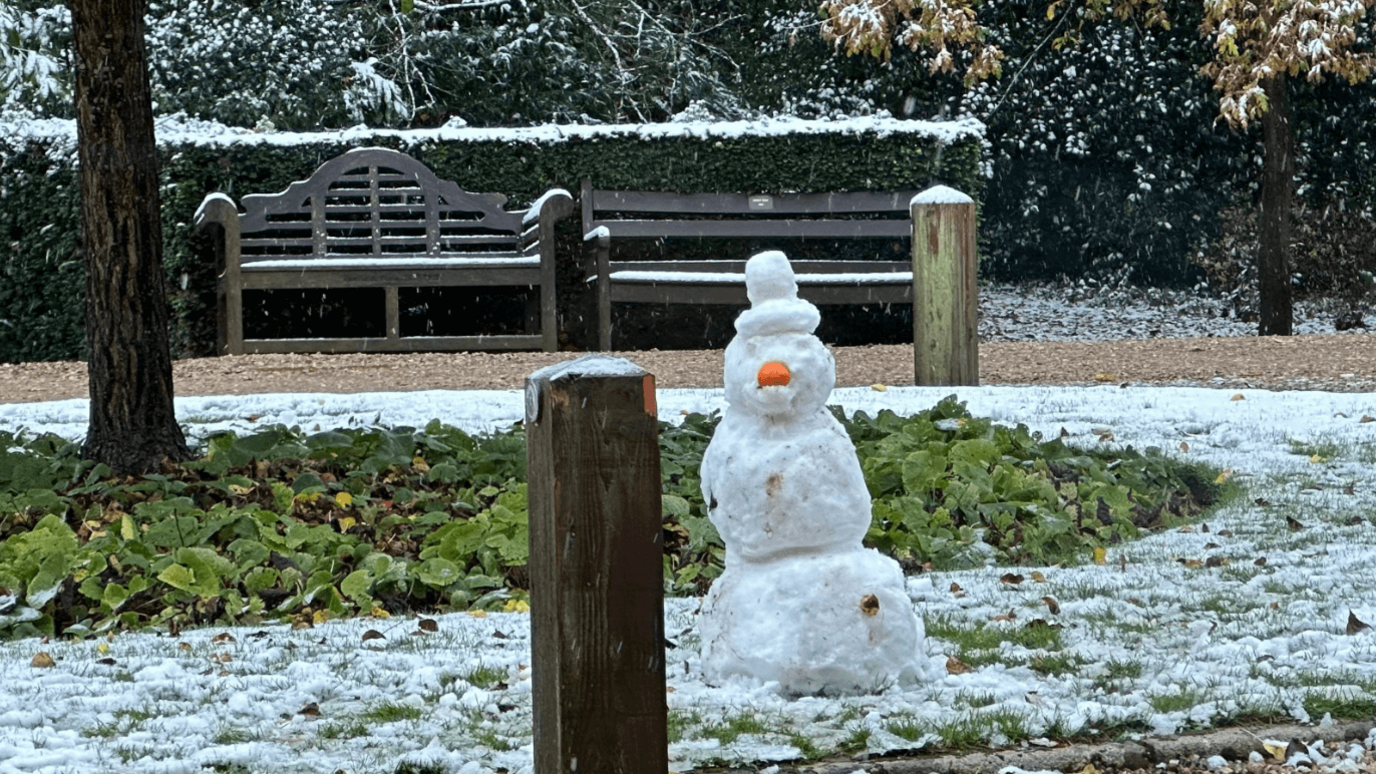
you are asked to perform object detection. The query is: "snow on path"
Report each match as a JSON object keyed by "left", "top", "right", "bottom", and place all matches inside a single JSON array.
[{"left": 5, "top": 385, "right": 1376, "bottom": 773}]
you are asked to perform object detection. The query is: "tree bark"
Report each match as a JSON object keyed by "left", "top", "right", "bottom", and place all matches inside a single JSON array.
[
  {"left": 1257, "top": 74, "right": 1295, "bottom": 336},
  {"left": 71, "top": 0, "right": 191, "bottom": 474}
]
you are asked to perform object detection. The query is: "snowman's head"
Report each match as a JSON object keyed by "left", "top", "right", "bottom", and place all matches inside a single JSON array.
[{"left": 723, "top": 252, "right": 835, "bottom": 419}]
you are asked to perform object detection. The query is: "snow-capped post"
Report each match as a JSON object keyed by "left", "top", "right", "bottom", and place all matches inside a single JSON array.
[
  {"left": 525, "top": 355, "right": 667, "bottom": 774},
  {"left": 911, "top": 186, "right": 979, "bottom": 386}
]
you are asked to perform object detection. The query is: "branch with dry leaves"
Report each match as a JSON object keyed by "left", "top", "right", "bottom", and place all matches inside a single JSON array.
[{"left": 817, "top": 0, "right": 1375, "bottom": 123}]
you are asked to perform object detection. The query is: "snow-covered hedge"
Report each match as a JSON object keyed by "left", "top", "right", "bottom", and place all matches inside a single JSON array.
[
  {"left": 4, "top": 0, "right": 1371, "bottom": 300},
  {"left": 0, "top": 115, "right": 982, "bottom": 363}
]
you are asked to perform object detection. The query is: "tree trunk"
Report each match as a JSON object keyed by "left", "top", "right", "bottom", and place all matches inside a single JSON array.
[
  {"left": 1257, "top": 74, "right": 1295, "bottom": 336},
  {"left": 71, "top": 0, "right": 191, "bottom": 474}
]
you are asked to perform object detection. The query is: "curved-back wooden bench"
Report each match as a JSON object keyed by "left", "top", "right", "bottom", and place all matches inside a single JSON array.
[{"left": 195, "top": 147, "right": 572, "bottom": 354}]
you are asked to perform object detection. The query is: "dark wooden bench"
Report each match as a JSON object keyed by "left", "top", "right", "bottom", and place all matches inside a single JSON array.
[
  {"left": 195, "top": 147, "right": 572, "bottom": 355},
  {"left": 581, "top": 180, "right": 919, "bottom": 350}
]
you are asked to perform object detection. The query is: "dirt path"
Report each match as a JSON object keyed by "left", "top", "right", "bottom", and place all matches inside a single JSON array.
[{"left": 2, "top": 333, "right": 1375, "bottom": 404}]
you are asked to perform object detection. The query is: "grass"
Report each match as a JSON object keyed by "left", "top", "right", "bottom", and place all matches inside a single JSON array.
[
  {"left": 462, "top": 664, "right": 508, "bottom": 689},
  {"left": 474, "top": 727, "right": 515, "bottom": 752},
  {"left": 1148, "top": 687, "right": 1206, "bottom": 713},
  {"left": 1288, "top": 437, "right": 1345, "bottom": 462},
  {"left": 211, "top": 725, "right": 257, "bottom": 745},
  {"left": 318, "top": 719, "right": 370, "bottom": 740},
  {"left": 1302, "top": 691, "right": 1376, "bottom": 720},
  {"left": 700, "top": 712, "right": 769, "bottom": 745},
  {"left": 667, "top": 709, "right": 702, "bottom": 744},
  {"left": 886, "top": 715, "right": 927, "bottom": 742},
  {"left": 788, "top": 733, "right": 824, "bottom": 759},
  {"left": 361, "top": 702, "right": 423, "bottom": 723}
]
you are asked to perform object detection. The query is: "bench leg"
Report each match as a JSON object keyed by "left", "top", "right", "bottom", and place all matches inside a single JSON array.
[
  {"left": 226, "top": 280, "right": 244, "bottom": 356},
  {"left": 386, "top": 286, "right": 400, "bottom": 340},
  {"left": 596, "top": 236, "right": 612, "bottom": 351}
]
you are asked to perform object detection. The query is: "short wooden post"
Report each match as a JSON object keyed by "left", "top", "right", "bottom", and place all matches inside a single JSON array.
[
  {"left": 525, "top": 355, "right": 666, "bottom": 774},
  {"left": 911, "top": 185, "right": 979, "bottom": 386}
]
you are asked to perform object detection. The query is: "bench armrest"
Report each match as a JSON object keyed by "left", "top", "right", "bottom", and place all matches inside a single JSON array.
[
  {"left": 194, "top": 192, "right": 240, "bottom": 231},
  {"left": 523, "top": 188, "right": 575, "bottom": 228}
]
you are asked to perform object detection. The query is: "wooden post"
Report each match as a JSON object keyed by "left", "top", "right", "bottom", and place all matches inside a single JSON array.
[
  {"left": 912, "top": 185, "right": 979, "bottom": 386},
  {"left": 526, "top": 355, "right": 666, "bottom": 774}
]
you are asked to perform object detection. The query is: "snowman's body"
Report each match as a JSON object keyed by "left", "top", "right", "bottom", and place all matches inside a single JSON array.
[{"left": 698, "top": 251, "right": 926, "bottom": 696}]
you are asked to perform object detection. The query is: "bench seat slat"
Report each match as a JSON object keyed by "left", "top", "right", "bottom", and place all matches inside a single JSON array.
[
  {"left": 592, "top": 219, "right": 911, "bottom": 239},
  {"left": 605, "top": 270, "right": 912, "bottom": 285},
  {"left": 607, "top": 281, "right": 911, "bottom": 306},
  {"left": 242, "top": 235, "right": 529, "bottom": 248},
  {"left": 604, "top": 260, "right": 911, "bottom": 274},
  {"left": 237, "top": 334, "right": 545, "bottom": 354},
  {"left": 241, "top": 256, "right": 539, "bottom": 269},
  {"left": 594, "top": 190, "right": 921, "bottom": 215}
]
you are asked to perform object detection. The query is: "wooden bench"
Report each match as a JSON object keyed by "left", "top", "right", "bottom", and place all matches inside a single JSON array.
[
  {"left": 581, "top": 180, "right": 920, "bottom": 350},
  {"left": 195, "top": 147, "right": 572, "bottom": 355}
]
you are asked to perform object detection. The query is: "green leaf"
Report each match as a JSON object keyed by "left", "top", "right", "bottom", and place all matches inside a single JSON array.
[
  {"left": 341, "top": 569, "right": 373, "bottom": 601},
  {"left": 901, "top": 450, "right": 948, "bottom": 494},
  {"left": 661, "top": 494, "right": 691, "bottom": 519},
  {"left": 416, "top": 557, "right": 463, "bottom": 588},
  {"left": 158, "top": 563, "right": 197, "bottom": 594}
]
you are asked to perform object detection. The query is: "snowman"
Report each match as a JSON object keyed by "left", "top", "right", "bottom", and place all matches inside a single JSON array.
[{"left": 698, "top": 250, "right": 926, "bottom": 696}]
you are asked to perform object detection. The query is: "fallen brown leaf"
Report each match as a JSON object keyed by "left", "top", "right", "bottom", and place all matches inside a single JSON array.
[
  {"left": 999, "top": 573, "right": 1024, "bottom": 585},
  {"left": 418, "top": 618, "right": 439, "bottom": 633},
  {"left": 1347, "top": 611, "right": 1372, "bottom": 635},
  {"left": 1286, "top": 516, "right": 1305, "bottom": 531},
  {"left": 362, "top": 629, "right": 386, "bottom": 642},
  {"left": 1042, "top": 596, "right": 1061, "bottom": 615},
  {"left": 31, "top": 652, "right": 54, "bottom": 669},
  {"left": 945, "top": 655, "right": 971, "bottom": 675}
]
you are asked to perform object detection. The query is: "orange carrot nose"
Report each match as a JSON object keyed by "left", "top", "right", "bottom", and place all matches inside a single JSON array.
[{"left": 757, "top": 361, "right": 790, "bottom": 387}]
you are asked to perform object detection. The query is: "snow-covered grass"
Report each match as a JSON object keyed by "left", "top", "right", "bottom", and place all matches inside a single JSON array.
[{"left": 5, "top": 384, "right": 1376, "bottom": 774}]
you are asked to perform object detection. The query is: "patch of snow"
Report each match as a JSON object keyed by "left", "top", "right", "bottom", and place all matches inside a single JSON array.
[
  {"left": 912, "top": 185, "right": 975, "bottom": 206},
  {"left": 0, "top": 111, "right": 984, "bottom": 150}
]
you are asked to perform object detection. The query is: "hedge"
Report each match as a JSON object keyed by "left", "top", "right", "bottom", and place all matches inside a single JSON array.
[{"left": 0, "top": 115, "right": 983, "bottom": 362}]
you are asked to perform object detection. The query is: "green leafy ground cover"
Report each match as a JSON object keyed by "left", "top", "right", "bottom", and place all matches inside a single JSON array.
[{"left": 0, "top": 397, "right": 1229, "bottom": 640}]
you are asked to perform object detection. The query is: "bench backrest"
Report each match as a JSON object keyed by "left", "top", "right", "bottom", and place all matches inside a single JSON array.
[
  {"left": 582, "top": 182, "right": 921, "bottom": 241},
  {"left": 238, "top": 147, "right": 529, "bottom": 263}
]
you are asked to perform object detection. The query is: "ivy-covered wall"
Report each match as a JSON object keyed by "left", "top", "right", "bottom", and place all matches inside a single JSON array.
[{"left": 1, "top": 118, "right": 984, "bottom": 362}]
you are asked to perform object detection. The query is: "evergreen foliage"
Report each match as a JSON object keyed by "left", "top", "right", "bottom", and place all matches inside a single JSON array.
[{"left": 1, "top": 0, "right": 1373, "bottom": 332}]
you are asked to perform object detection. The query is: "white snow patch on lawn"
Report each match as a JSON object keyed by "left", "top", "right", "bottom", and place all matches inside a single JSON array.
[{"left": 5, "top": 384, "right": 1376, "bottom": 772}]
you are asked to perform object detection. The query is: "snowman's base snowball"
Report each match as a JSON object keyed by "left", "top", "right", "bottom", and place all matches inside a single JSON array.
[{"left": 699, "top": 548, "right": 925, "bottom": 696}]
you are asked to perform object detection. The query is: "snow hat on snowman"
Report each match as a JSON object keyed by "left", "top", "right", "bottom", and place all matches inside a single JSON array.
[
  {"left": 735, "top": 251, "right": 821, "bottom": 340},
  {"left": 723, "top": 251, "right": 835, "bottom": 414}
]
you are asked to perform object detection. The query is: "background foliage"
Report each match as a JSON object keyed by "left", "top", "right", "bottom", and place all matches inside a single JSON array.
[{"left": 2, "top": 0, "right": 1374, "bottom": 359}]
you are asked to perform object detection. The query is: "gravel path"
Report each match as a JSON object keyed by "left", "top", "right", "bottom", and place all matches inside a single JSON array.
[{"left": 2, "top": 283, "right": 1373, "bottom": 404}]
